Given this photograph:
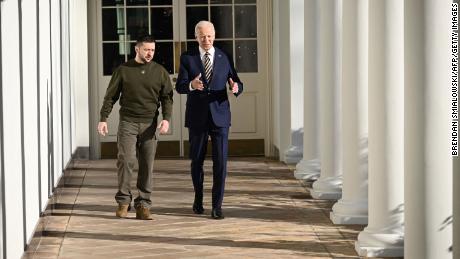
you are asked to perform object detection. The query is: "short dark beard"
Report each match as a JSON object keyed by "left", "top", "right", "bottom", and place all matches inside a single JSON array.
[
  {"left": 141, "top": 56, "right": 152, "bottom": 64},
  {"left": 136, "top": 55, "right": 152, "bottom": 64}
]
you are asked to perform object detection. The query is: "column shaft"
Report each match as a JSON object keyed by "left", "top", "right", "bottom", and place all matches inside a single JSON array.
[
  {"left": 330, "top": 0, "right": 368, "bottom": 225},
  {"left": 404, "top": 0, "right": 453, "bottom": 258},
  {"left": 355, "top": 0, "right": 404, "bottom": 256},
  {"left": 294, "top": 0, "right": 320, "bottom": 181},
  {"left": 310, "top": 0, "right": 342, "bottom": 200},
  {"left": 284, "top": 0, "right": 304, "bottom": 165}
]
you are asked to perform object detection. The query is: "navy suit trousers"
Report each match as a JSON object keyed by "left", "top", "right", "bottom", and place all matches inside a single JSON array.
[{"left": 188, "top": 113, "right": 229, "bottom": 209}]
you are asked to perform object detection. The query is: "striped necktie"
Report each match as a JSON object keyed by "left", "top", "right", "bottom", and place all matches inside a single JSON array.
[{"left": 203, "top": 52, "right": 212, "bottom": 82}]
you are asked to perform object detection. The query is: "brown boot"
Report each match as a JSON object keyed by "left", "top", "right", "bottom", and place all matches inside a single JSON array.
[
  {"left": 116, "top": 204, "right": 129, "bottom": 218},
  {"left": 135, "top": 205, "right": 153, "bottom": 220}
]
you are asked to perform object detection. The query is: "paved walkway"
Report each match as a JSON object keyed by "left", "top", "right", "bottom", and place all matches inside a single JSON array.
[{"left": 23, "top": 158, "right": 367, "bottom": 258}]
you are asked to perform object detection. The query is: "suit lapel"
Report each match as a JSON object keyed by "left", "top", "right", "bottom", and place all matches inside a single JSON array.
[
  {"left": 213, "top": 49, "right": 224, "bottom": 76},
  {"left": 192, "top": 51, "right": 206, "bottom": 82},
  {"left": 192, "top": 47, "right": 224, "bottom": 87},
  {"left": 210, "top": 48, "right": 226, "bottom": 89}
]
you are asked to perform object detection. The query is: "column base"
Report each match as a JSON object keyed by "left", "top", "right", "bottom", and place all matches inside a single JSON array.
[
  {"left": 330, "top": 199, "right": 368, "bottom": 225},
  {"left": 284, "top": 145, "right": 303, "bottom": 164},
  {"left": 294, "top": 158, "right": 320, "bottom": 181},
  {"left": 355, "top": 227, "right": 404, "bottom": 257},
  {"left": 310, "top": 176, "right": 342, "bottom": 200}
]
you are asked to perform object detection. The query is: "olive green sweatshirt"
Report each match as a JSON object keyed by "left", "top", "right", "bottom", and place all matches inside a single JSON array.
[{"left": 100, "top": 59, "right": 174, "bottom": 123}]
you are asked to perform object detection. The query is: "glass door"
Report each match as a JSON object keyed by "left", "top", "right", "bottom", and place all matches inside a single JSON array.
[
  {"left": 98, "top": 0, "right": 184, "bottom": 157},
  {"left": 95, "top": 0, "right": 269, "bottom": 157},
  {"left": 182, "top": 0, "right": 258, "bottom": 73},
  {"left": 178, "top": 0, "right": 267, "bottom": 157},
  {"left": 100, "top": 0, "right": 176, "bottom": 75}
]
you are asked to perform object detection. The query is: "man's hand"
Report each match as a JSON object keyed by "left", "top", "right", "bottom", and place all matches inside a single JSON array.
[
  {"left": 97, "top": 122, "right": 108, "bottom": 136},
  {"left": 228, "top": 78, "right": 238, "bottom": 94},
  {"left": 191, "top": 73, "right": 204, "bottom": 91},
  {"left": 157, "top": 120, "right": 170, "bottom": 134}
]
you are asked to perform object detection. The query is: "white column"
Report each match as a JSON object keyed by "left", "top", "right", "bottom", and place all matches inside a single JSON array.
[
  {"left": 1, "top": 0, "right": 26, "bottom": 258},
  {"left": 330, "top": 0, "right": 368, "bottom": 225},
  {"left": 294, "top": 0, "right": 320, "bottom": 181},
  {"left": 355, "top": 0, "right": 404, "bottom": 257},
  {"left": 404, "top": 0, "right": 453, "bottom": 258},
  {"left": 275, "top": 0, "right": 291, "bottom": 162},
  {"left": 310, "top": 0, "right": 342, "bottom": 200},
  {"left": 284, "top": 0, "right": 304, "bottom": 165}
]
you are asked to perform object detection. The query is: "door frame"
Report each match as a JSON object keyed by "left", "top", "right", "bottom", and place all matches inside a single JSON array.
[{"left": 88, "top": 0, "right": 274, "bottom": 159}]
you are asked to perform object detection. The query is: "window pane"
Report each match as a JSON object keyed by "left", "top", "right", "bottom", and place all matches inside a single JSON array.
[
  {"left": 214, "top": 40, "right": 233, "bottom": 60},
  {"left": 235, "top": 0, "right": 256, "bottom": 3},
  {"left": 235, "top": 40, "right": 257, "bottom": 72},
  {"left": 211, "top": 6, "right": 232, "bottom": 38},
  {"left": 235, "top": 5, "right": 257, "bottom": 38},
  {"left": 128, "top": 42, "right": 137, "bottom": 60},
  {"left": 102, "top": 8, "right": 125, "bottom": 41},
  {"left": 186, "top": 41, "right": 199, "bottom": 52},
  {"left": 211, "top": 0, "right": 232, "bottom": 4},
  {"left": 127, "top": 8, "right": 149, "bottom": 41},
  {"left": 103, "top": 43, "right": 126, "bottom": 76},
  {"left": 126, "top": 0, "right": 148, "bottom": 6},
  {"left": 151, "top": 8, "right": 173, "bottom": 40},
  {"left": 186, "top": 0, "right": 208, "bottom": 5},
  {"left": 154, "top": 42, "right": 174, "bottom": 74},
  {"left": 129, "top": 42, "right": 174, "bottom": 74},
  {"left": 151, "top": 0, "right": 172, "bottom": 5},
  {"left": 102, "top": 0, "right": 124, "bottom": 6},
  {"left": 186, "top": 7, "right": 208, "bottom": 39}
]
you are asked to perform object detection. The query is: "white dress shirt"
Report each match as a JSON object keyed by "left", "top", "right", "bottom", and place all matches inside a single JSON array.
[{"left": 190, "top": 46, "right": 215, "bottom": 91}]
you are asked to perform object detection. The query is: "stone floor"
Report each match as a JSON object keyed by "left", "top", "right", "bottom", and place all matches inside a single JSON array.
[{"left": 23, "top": 158, "right": 370, "bottom": 259}]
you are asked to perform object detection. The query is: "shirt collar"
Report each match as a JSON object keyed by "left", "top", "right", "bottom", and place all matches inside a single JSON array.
[{"left": 199, "top": 46, "right": 215, "bottom": 59}]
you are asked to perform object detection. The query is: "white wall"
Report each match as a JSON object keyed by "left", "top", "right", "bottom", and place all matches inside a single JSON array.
[
  {"left": 62, "top": 0, "right": 72, "bottom": 166},
  {"left": 51, "top": 0, "right": 63, "bottom": 188},
  {"left": 0, "top": 0, "right": 78, "bottom": 257},
  {"left": 1, "top": 0, "right": 25, "bottom": 257},
  {"left": 70, "top": 0, "right": 89, "bottom": 151},
  {"left": 21, "top": 0, "right": 40, "bottom": 244},
  {"left": 38, "top": 0, "right": 51, "bottom": 211}
]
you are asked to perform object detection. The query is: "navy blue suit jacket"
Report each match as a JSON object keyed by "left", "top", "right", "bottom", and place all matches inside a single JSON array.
[{"left": 175, "top": 47, "right": 243, "bottom": 129}]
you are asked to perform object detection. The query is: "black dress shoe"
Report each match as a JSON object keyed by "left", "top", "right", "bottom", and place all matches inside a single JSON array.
[
  {"left": 211, "top": 208, "right": 224, "bottom": 219},
  {"left": 193, "top": 203, "right": 204, "bottom": 214}
]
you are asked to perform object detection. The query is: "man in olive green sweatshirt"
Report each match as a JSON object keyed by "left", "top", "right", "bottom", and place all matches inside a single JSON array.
[{"left": 97, "top": 35, "right": 173, "bottom": 220}]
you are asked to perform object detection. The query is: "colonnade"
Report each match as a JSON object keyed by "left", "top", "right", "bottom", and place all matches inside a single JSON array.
[{"left": 292, "top": 0, "right": 454, "bottom": 257}]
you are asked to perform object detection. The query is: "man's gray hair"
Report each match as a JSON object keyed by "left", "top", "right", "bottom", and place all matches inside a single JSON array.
[{"left": 194, "top": 21, "right": 215, "bottom": 37}]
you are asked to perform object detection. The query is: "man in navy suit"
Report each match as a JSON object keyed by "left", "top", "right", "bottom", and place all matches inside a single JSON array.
[{"left": 176, "top": 21, "right": 243, "bottom": 219}]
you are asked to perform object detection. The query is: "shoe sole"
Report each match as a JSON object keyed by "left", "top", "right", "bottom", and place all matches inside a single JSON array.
[{"left": 136, "top": 215, "right": 153, "bottom": 220}]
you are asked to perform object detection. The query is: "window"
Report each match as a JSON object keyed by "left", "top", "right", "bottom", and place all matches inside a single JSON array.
[
  {"left": 101, "top": 0, "right": 258, "bottom": 75},
  {"left": 101, "top": 0, "right": 174, "bottom": 75}
]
